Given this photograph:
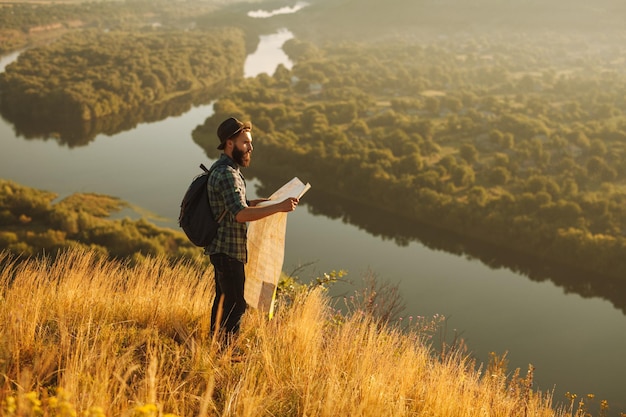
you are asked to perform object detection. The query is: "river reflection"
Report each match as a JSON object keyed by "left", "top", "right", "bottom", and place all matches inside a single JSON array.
[
  {"left": 303, "top": 189, "right": 626, "bottom": 315},
  {"left": 1, "top": 84, "right": 227, "bottom": 147}
]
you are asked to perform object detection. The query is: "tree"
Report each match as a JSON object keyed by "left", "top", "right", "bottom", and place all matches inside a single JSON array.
[
  {"left": 437, "top": 155, "right": 457, "bottom": 173},
  {"left": 587, "top": 156, "right": 617, "bottom": 182},
  {"left": 459, "top": 143, "right": 479, "bottom": 164},
  {"left": 468, "top": 186, "right": 488, "bottom": 207},
  {"left": 350, "top": 119, "right": 370, "bottom": 136},
  {"left": 589, "top": 138, "right": 608, "bottom": 157},
  {"left": 488, "top": 167, "right": 510, "bottom": 186},
  {"left": 451, "top": 165, "right": 475, "bottom": 188},
  {"left": 397, "top": 153, "right": 424, "bottom": 175}
]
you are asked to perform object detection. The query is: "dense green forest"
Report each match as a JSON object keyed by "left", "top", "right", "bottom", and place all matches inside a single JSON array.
[
  {"left": 0, "top": 28, "right": 247, "bottom": 121},
  {"left": 0, "top": 179, "right": 202, "bottom": 265},
  {"left": 192, "top": 35, "right": 626, "bottom": 280},
  {"left": 0, "top": 0, "right": 223, "bottom": 54},
  {"left": 0, "top": 0, "right": 203, "bottom": 32}
]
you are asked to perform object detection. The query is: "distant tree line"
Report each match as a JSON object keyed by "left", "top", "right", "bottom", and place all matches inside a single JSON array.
[
  {"left": 0, "top": 0, "right": 222, "bottom": 54},
  {"left": 287, "top": 0, "right": 626, "bottom": 42},
  {"left": 0, "top": 28, "right": 247, "bottom": 121},
  {"left": 193, "top": 35, "right": 626, "bottom": 280},
  {"left": 0, "top": 179, "right": 202, "bottom": 265}
]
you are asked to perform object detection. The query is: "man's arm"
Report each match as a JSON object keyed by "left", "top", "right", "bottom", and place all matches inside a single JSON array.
[
  {"left": 248, "top": 198, "right": 269, "bottom": 207},
  {"left": 235, "top": 197, "right": 299, "bottom": 223}
]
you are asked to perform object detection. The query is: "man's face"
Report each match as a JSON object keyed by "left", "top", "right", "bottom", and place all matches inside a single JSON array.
[{"left": 231, "top": 130, "right": 253, "bottom": 167}]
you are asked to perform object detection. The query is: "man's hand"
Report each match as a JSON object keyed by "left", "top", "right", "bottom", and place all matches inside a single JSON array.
[
  {"left": 235, "top": 197, "right": 300, "bottom": 222},
  {"left": 277, "top": 197, "right": 299, "bottom": 212}
]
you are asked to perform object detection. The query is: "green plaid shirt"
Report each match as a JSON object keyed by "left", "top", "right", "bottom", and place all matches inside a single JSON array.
[{"left": 205, "top": 154, "right": 248, "bottom": 263}]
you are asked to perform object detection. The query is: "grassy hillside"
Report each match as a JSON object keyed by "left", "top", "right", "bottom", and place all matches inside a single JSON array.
[{"left": 0, "top": 248, "right": 603, "bottom": 416}]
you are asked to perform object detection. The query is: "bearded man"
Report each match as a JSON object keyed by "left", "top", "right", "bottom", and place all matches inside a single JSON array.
[{"left": 206, "top": 117, "right": 299, "bottom": 340}]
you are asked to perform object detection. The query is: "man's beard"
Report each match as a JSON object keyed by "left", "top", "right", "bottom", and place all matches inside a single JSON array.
[{"left": 232, "top": 145, "right": 251, "bottom": 167}]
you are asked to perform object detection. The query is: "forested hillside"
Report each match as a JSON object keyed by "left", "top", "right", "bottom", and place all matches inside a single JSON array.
[
  {"left": 0, "top": 0, "right": 222, "bottom": 54},
  {"left": 0, "top": 28, "right": 246, "bottom": 121},
  {"left": 0, "top": 179, "right": 200, "bottom": 264}
]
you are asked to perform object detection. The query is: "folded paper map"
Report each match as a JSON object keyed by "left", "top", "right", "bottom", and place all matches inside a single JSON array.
[{"left": 245, "top": 177, "right": 311, "bottom": 318}]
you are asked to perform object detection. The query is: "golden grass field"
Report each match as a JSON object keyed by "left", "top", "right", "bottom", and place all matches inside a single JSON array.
[{"left": 0, "top": 248, "right": 607, "bottom": 416}]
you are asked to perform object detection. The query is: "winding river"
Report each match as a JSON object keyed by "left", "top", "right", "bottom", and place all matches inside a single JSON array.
[{"left": 1, "top": 24, "right": 625, "bottom": 411}]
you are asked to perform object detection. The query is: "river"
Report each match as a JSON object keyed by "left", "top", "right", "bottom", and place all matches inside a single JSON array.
[{"left": 1, "top": 25, "right": 625, "bottom": 412}]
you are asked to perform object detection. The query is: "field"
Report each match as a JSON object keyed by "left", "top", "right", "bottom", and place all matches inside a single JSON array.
[{"left": 0, "top": 248, "right": 593, "bottom": 416}]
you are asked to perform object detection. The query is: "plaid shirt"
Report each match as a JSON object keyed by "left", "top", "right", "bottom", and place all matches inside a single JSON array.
[{"left": 205, "top": 154, "right": 248, "bottom": 263}]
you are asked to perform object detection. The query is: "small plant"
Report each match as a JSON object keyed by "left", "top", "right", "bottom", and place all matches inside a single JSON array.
[
  {"left": 276, "top": 264, "right": 347, "bottom": 307},
  {"left": 2, "top": 396, "right": 17, "bottom": 416},
  {"left": 1, "top": 389, "right": 181, "bottom": 417},
  {"left": 343, "top": 269, "right": 406, "bottom": 325},
  {"left": 565, "top": 392, "right": 610, "bottom": 417}
]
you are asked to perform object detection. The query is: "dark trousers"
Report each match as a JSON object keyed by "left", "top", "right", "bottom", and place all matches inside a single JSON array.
[{"left": 209, "top": 253, "right": 247, "bottom": 338}]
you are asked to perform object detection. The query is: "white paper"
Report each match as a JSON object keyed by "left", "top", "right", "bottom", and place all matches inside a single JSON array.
[{"left": 256, "top": 177, "right": 311, "bottom": 207}]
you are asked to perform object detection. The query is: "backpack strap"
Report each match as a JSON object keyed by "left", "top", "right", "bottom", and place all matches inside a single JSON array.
[{"left": 203, "top": 162, "right": 227, "bottom": 223}]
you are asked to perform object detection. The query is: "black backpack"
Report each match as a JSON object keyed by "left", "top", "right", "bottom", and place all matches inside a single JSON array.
[{"left": 178, "top": 162, "right": 226, "bottom": 247}]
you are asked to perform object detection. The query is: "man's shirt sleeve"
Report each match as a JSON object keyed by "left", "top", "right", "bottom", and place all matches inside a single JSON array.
[{"left": 215, "top": 166, "right": 247, "bottom": 217}]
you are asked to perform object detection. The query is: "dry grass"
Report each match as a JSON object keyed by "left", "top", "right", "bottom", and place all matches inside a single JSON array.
[{"left": 0, "top": 248, "right": 569, "bottom": 416}]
